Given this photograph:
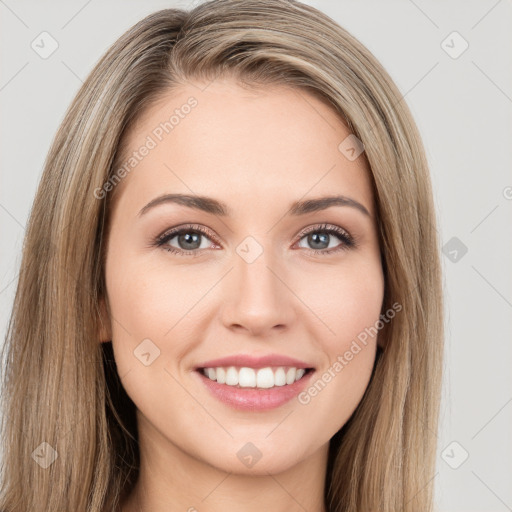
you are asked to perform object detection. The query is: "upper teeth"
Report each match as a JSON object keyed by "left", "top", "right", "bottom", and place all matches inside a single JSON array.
[{"left": 201, "top": 366, "right": 307, "bottom": 388}]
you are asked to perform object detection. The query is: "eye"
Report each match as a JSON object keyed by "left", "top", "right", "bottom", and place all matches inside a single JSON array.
[
  {"left": 152, "top": 222, "right": 357, "bottom": 257},
  {"left": 295, "top": 223, "right": 356, "bottom": 255},
  {"left": 153, "top": 224, "right": 218, "bottom": 257}
]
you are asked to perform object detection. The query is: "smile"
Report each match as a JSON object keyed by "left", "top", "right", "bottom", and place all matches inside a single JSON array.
[{"left": 194, "top": 366, "right": 316, "bottom": 411}]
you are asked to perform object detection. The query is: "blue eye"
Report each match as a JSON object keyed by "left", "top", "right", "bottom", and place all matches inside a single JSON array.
[
  {"left": 296, "top": 223, "right": 355, "bottom": 255},
  {"left": 153, "top": 223, "right": 356, "bottom": 257},
  {"left": 154, "top": 224, "right": 215, "bottom": 257}
]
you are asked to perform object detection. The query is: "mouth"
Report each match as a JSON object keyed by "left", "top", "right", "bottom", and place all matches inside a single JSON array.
[
  {"left": 194, "top": 365, "right": 316, "bottom": 411},
  {"left": 196, "top": 365, "right": 315, "bottom": 389}
]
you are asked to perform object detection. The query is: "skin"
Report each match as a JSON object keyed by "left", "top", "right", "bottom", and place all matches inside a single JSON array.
[{"left": 98, "top": 77, "right": 385, "bottom": 512}]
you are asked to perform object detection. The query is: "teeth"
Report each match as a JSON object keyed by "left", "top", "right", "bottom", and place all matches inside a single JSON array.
[
  {"left": 200, "top": 366, "right": 308, "bottom": 388},
  {"left": 216, "top": 367, "right": 226, "bottom": 384}
]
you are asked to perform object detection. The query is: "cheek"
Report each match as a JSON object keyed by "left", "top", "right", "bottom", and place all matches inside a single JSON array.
[
  {"left": 104, "top": 251, "right": 197, "bottom": 415},
  {"left": 293, "top": 261, "right": 383, "bottom": 430},
  {"left": 296, "top": 256, "right": 385, "bottom": 348},
  {"left": 107, "top": 265, "right": 166, "bottom": 337},
  {"left": 105, "top": 246, "right": 213, "bottom": 373},
  {"left": 296, "top": 257, "right": 383, "bottom": 395},
  {"left": 104, "top": 246, "right": 166, "bottom": 363}
]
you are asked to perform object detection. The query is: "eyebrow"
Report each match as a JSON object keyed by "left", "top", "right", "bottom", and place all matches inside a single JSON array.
[{"left": 138, "top": 193, "right": 371, "bottom": 218}]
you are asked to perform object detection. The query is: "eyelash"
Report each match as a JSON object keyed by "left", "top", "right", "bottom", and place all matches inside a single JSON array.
[{"left": 152, "top": 223, "right": 357, "bottom": 257}]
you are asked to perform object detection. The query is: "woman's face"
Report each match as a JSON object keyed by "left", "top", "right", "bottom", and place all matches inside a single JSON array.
[{"left": 100, "top": 78, "right": 384, "bottom": 475}]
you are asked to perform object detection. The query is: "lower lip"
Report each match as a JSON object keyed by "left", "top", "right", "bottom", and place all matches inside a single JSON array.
[{"left": 194, "top": 369, "right": 315, "bottom": 411}]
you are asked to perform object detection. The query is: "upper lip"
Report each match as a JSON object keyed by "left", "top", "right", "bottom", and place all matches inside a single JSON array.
[{"left": 195, "top": 353, "right": 315, "bottom": 370}]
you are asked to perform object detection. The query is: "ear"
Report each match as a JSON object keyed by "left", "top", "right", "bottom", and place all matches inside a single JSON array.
[{"left": 98, "top": 295, "right": 113, "bottom": 342}]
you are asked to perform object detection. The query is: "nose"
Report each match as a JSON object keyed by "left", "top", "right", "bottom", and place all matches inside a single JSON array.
[{"left": 220, "top": 246, "right": 295, "bottom": 337}]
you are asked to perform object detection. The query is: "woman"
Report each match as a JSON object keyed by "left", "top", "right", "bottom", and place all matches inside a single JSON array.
[{"left": 0, "top": 0, "right": 444, "bottom": 511}]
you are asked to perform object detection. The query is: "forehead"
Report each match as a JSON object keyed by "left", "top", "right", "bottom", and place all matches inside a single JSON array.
[{"left": 110, "top": 78, "right": 375, "bottom": 219}]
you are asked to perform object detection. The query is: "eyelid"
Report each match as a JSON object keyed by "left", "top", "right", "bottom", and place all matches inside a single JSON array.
[
  {"left": 296, "top": 223, "right": 351, "bottom": 239},
  {"left": 156, "top": 222, "right": 351, "bottom": 240}
]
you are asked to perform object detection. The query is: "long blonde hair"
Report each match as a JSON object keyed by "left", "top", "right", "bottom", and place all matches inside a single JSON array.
[{"left": 0, "top": 1, "right": 444, "bottom": 510}]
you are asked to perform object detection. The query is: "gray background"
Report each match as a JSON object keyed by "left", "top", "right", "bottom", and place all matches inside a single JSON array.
[{"left": 1, "top": 1, "right": 511, "bottom": 510}]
